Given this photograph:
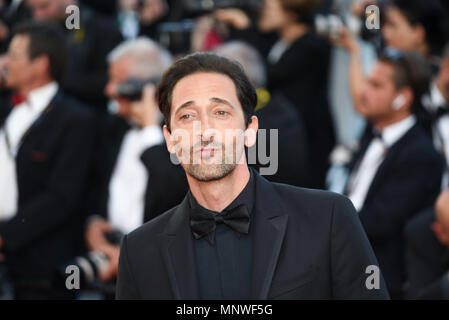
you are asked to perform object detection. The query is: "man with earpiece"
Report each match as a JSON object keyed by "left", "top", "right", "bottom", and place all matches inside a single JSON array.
[{"left": 343, "top": 48, "right": 444, "bottom": 299}]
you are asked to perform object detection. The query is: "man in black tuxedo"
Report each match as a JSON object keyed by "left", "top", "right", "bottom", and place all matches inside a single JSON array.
[
  {"left": 0, "top": 22, "right": 95, "bottom": 299},
  {"left": 344, "top": 49, "right": 443, "bottom": 299},
  {"left": 84, "top": 37, "right": 188, "bottom": 285},
  {"left": 116, "top": 52, "right": 389, "bottom": 300}
]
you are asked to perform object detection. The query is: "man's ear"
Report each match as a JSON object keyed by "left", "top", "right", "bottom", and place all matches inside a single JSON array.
[
  {"left": 163, "top": 124, "right": 174, "bottom": 153},
  {"left": 244, "top": 115, "right": 258, "bottom": 148}
]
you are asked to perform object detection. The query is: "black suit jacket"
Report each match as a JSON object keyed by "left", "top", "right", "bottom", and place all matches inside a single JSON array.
[
  {"left": 116, "top": 170, "right": 390, "bottom": 300},
  {"left": 0, "top": 90, "right": 96, "bottom": 283},
  {"left": 346, "top": 123, "right": 443, "bottom": 299},
  {"left": 86, "top": 115, "right": 188, "bottom": 225}
]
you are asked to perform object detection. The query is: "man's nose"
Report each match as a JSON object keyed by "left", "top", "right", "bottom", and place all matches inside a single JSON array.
[{"left": 199, "top": 115, "right": 216, "bottom": 142}]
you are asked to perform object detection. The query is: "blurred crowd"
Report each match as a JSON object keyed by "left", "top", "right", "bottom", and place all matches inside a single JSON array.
[{"left": 0, "top": 0, "right": 449, "bottom": 300}]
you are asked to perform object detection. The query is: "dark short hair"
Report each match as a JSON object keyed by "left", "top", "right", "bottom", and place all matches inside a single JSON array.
[
  {"left": 156, "top": 52, "right": 257, "bottom": 131},
  {"left": 378, "top": 49, "right": 431, "bottom": 114},
  {"left": 12, "top": 21, "right": 67, "bottom": 81}
]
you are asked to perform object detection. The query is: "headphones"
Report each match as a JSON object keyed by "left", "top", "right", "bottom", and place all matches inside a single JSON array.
[{"left": 392, "top": 94, "right": 406, "bottom": 110}]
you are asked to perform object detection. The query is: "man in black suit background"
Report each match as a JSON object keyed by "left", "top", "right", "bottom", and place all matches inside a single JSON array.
[
  {"left": 344, "top": 49, "right": 443, "bottom": 299},
  {"left": 116, "top": 52, "right": 389, "bottom": 300},
  {"left": 84, "top": 37, "right": 187, "bottom": 285},
  {"left": 0, "top": 22, "right": 95, "bottom": 299}
]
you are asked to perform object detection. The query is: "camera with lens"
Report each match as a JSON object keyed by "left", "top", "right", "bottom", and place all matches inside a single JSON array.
[{"left": 116, "top": 77, "right": 160, "bottom": 102}]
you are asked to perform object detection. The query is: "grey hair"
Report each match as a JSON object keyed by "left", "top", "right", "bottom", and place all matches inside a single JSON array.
[
  {"left": 107, "top": 37, "right": 173, "bottom": 79},
  {"left": 214, "top": 41, "right": 266, "bottom": 88}
]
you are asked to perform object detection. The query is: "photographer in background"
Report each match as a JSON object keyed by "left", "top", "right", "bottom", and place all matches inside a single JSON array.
[{"left": 82, "top": 37, "right": 187, "bottom": 293}]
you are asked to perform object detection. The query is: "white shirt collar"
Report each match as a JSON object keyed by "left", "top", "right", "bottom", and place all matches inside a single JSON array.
[
  {"left": 379, "top": 115, "right": 416, "bottom": 148},
  {"left": 430, "top": 81, "right": 447, "bottom": 109},
  {"left": 26, "top": 81, "right": 59, "bottom": 114}
]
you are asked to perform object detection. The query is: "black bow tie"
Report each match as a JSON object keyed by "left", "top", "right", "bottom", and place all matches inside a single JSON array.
[{"left": 189, "top": 203, "right": 251, "bottom": 245}]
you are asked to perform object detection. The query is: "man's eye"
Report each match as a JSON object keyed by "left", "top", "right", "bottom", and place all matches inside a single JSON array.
[
  {"left": 180, "top": 114, "right": 191, "bottom": 120},
  {"left": 216, "top": 111, "right": 228, "bottom": 116}
]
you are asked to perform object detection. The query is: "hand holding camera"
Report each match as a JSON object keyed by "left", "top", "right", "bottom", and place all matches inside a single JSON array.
[{"left": 129, "top": 83, "right": 160, "bottom": 128}]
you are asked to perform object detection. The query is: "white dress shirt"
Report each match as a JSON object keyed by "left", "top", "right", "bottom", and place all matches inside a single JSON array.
[
  {"left": 348, "top": 115, "right": 416, "bottom": 211},
  {"left": 107, "top": 125, "right": 163, "bottom": 234},
  {"left": 0, "top": 81, "right": 59, "bottom": 221},
  {"left": 423, "top": 81, "right": 449, "bottom": 189}
]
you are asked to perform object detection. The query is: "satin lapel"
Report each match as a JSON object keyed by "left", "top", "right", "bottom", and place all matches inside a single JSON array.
[
  {"left": 250, "top": 172, "right": 289, "bottom": 299},
  {"left": 157, "top": 195, "right": 200, "bottom": 299}
]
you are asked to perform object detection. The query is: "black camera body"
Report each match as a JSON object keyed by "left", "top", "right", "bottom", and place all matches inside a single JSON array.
[{"left": 116, "top": 77, "right": 160, "bottom": 102}]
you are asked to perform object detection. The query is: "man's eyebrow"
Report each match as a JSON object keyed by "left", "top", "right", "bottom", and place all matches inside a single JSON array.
[
  {"left": 210, "top": 97, "right": 235, "bottom": 109},
  {"left": 174, "top": 97, "right": 236, "bottom": 114},
  {"left": 174, "top": 101, "right": 194, "bottom": 114}
]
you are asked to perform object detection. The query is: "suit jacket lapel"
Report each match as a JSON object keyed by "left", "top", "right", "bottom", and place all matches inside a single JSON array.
[
  {"left": 157, "top": 196, "right": 200, "bottom": 299},
  {"left": 250, "top": 172, "right": 289, "bottom": 299}
]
